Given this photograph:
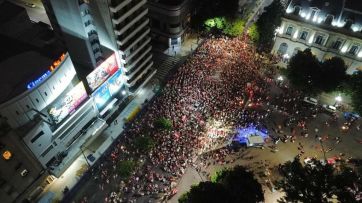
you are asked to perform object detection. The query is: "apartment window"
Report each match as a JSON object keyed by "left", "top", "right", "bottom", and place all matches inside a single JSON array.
[
  {"left": 349, "top": 45, "right": 359, "bottom": 55},
  {"left": 88, "top": 30, "right": 97, "bottom": 37},
  {"left": 299, "top": 31, "right": 308, "bottom": 40},
  {"left": 81, "top": 9, "right": 90, "bottom": 17},
  {"left": 84, "top": 20, "right": 92, "bottom": 27},
  {"left": 41, "top": 145, "right": 54, "bottom": 157},
  {"left": 44, "top": 92, "right": 48, "bottom": 96},
  {"left": 315, "top": 35, "right": 324, "bottom": 45},
  {"left": 31, "top": 131, "right": 44, "bottom": 143},
  {"left": 36, "top": 98, "right": 39, "bottom": 103},
  {"left": 332, "top": 40, "right": 342, "bottom": 49},
  {"left": 285, "top": 26, "right": 293, "bottom": 36},
  {"left": 26, "top": 105, "right": 30, "bottom": 109}
]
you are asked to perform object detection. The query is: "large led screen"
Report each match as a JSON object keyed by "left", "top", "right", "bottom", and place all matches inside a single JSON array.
[
  {"left": 48, "top": 82, "right": 88, "bottom": 124},
  {"left": 93, "top": 83, "right": 112, "bottom": 110},
  {"left": 86, "top": 54, "right": 119, "bottom": 91},
  {"left": 108, "top": 69, "right": 123, "bottom": 95}
]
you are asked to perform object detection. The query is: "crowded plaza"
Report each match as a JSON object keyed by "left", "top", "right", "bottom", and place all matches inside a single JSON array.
[{"left": 73, "top": 35, "right": 362, "bottom": 203}]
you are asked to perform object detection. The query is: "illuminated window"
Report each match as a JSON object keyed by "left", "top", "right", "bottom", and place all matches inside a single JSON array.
[
  {"left": 349, "top": 45, "right": 359, "bottom": 55},
  {"left": 285, "top": 26, "right": 293, "bottom": 36},
  {"left": 2, "top": 150, "right": 12, "bottom": 160},
  {"left": 332, "top": 40, "right": 342, "bottom": 50},
  {"left": 315, "top": 35, "right": 324, "bottom": 45},
  {"left": 299, "top": 31, "right": 308, "bottom": 40}
]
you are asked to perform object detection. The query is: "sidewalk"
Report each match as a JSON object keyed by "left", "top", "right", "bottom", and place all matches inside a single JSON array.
[{"left": 39, "top": 84, "right": 156, "bottom": 202}]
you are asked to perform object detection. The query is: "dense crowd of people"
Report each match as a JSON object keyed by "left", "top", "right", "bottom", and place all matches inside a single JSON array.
[
  {"left": 76, "top": 34, "right": 360, "bottom": 203},
  {"left": 75, "top": 36, "right": 275, "bottom": 203}
]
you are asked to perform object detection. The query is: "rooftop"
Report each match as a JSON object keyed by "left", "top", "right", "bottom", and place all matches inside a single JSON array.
[
  {"left": 0, "top": 0, "right": 26, "bottom": 24},
  {"left": 0, "top": 50, "right": 52, "bottom": 104}
]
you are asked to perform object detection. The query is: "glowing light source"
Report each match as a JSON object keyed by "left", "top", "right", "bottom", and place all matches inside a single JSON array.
[
  {"left": 293, "top": 30, "right": 299, "bottom": 39},
  {"left": 357, "top": 51, "right": 362, "bottom": 58},
  {"left": 341, "top": 45, "right": 348, "bottom": 53},
  {"left": 286, "top": 7, "right": 293, "bottom": 14},
  {"left": 300, "top": 12, "right": 306, "bottom": 18},
  {"left": 121, "top": 90, "right": 127, "bottom": 95},
  {"left": 308, "top": 32, "right": 315, "bottom": 44},
  {"left": 2, "top": 150, "right": 12, "bottom": 160},
  {"left": 277, "top": 76, "right": 284, "bottom": 81},
  {"left": 335, "top": 95, "right": 342, "bottom": 102}
]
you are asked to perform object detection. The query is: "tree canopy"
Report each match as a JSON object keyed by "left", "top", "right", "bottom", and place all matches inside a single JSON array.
[
  {"left": 255, "top": 0, "right": 284, "bottom": 51},
  {"left": 179, "top": 166, "right": 264, "bottom": 203},
  {"left": 178, "top": 182, "right": 230, "bottom": 203},
  {"left": 277, "top": 157, "right": 362, "bottom": 203},
  {"left": 286, "top": 49, "right": 347, "bottom": 93},
  {"left": 344, "top": 71, "right": 362, "bottom": 114}
]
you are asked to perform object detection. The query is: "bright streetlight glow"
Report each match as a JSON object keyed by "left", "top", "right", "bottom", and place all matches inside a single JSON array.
[
  {"left": 121, "top": 90, "right": 126, "bottom": 95},
  {"left": 335, "top": 95, "right": 342, "bottom": 102},
  {"left": 277, "top": 76, "right": 284, "bottom": 81}
]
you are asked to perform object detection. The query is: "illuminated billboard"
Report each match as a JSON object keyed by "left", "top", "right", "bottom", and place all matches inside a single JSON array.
[
  {"left": 108, "top": 69, "right": 123, "bottom": 95},
  {"left": 86, "top": 54, "right": 119, "bottom": 91},
  {"left": 93, "top": 83, "right": 112, "bottom": 110},
  {"left": 27, "top": 53, "right": 66, "bottom": 90},
  {"left": 48, "top": 82, "right": 88, "bottom": 124}
]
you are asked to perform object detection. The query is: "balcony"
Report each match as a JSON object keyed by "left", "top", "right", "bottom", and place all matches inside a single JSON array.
[
  {"left": 127, "top": 54, "right": 152, "bottom": 78},
  {"left": 129, "top": 67, "right": 156, "bottom": 93},
  {"left": 114, "top": 9, "right": 148, "bottom": 36},
  {"left": 125, "top": 45, "right": 152, "bottom": 71},
  {"left": 109, "top": 0, "right": 132, "bottom": 13},
  {"left": 128, "top": 61, "right": 153, "bottom": 86},
  {"left": 112, "top": 0, "right": 147, "bottom": 25},
  {"left": 125, "top": 38, "right": 151, "bottom": 63},
  {"left": 119, "top": 28, "right": 150, "bottom": 52},
  {"left": 117, "top": 19, "right": 149, "bottom": 45}
]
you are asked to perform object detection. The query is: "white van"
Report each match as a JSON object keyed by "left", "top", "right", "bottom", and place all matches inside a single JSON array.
[
  {"left": 322, "top": 105, "right": 337, "bottom": 113},
  {"left": 303, "top": 97, "right": 318, "bottom": 106}
]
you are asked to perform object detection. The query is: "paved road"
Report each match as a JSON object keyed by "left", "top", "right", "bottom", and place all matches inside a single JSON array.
[{"left": 169, "top": 79, "right": 362, "bottom": 203}]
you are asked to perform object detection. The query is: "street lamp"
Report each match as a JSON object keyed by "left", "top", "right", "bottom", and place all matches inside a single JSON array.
[
  {"left": 277, "top": 76, "right": 284, "bottom": 81},
  {"left": 335, "top": 95, "right": 342, "bottom": 106}
]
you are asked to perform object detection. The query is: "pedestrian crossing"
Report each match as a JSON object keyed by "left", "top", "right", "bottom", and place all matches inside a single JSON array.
[{"left": 152, "top": 53, "right": 186, "bottom": 83}]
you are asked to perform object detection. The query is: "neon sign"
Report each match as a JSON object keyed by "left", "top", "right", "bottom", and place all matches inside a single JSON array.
[{"left": 26, "top": 53, "right": 66, "bottom": 90}]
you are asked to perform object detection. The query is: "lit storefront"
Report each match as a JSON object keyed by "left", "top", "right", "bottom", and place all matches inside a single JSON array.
[
  {"left": 86, "top": 54, "right": 127, "bottom": 115},
  {"left": 47, "top": 82, "right": 88, "bottom": 126}
]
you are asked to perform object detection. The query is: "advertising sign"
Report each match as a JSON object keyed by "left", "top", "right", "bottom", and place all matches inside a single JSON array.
[
  {"left": 93, "top": 83, "right": 112, "bottom": 110},
  {"left": 48, "top": 82, "right": 88, "bottom": 124},
  {"left": 27, "top": 53, "right": 66, "bottom": 90},
  {"left": 86, "top": 54, "right": 119, "bottom": 91},
  {"left": 108, "top": 69, "right": 123, "bottom": 95}
]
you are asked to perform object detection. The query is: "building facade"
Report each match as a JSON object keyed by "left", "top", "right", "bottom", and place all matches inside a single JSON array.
[
  {"left": 147, "top": 0, "right": 193, "bottom": 51},
  {"left": 0, "top": 51, "right": 107, "bottom": 202},
  {"left": 0, "top": 0, "right": 158, "bottom": 201},
  {"left": 272, "top": 0, "right": 362, "bottom": 74},
  {"left": 44, "top": 0, "right": 156, "bottom": 95}
]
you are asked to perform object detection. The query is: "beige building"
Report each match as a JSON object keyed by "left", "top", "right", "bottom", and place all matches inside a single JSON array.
[{"left": 272, "top": 0, "right": 362, "bottom": 74}]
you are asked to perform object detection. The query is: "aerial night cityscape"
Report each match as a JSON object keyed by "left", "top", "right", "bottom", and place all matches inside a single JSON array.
[{"left": 1, "top": 0, "right": 362, "bottom": 202}]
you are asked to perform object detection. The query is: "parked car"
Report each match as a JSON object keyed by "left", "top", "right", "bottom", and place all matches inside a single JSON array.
[
  {"left": 303, "top": 97, "right": 318, "bottom": 106},
  {"left": 322, "top": 104, "right": 337, "bottom": 113}
]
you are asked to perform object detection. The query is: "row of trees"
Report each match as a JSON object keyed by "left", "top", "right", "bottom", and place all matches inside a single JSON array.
[
  {"left": 286, "top": 49, "right": 362, "bottom": 114},
  {"left": 278, "top": 157, "right": 362, "bottom": 203},
  {"left": 179, "top": 166, "right": 264, "bottom": 203},
  {"left": 286, "top": 49, "right": 348, "bottom": 93},
  {"left": 179, "top": 159, "right": 362, "bottom": 203}
]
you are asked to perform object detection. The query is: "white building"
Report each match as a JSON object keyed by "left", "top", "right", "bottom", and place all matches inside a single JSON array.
[
  {"left": 272, "top": 0, "right": 362, "bottom": 74},
  {"left": 0, "top": 51, "right": 108, "bottom": 202}
]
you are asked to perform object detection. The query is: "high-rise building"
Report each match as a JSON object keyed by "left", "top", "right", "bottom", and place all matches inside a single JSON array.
[
  {"left": 272, "top": 0, "right": 362, "bottom": 74},
  {"left": 147, "top": 0, "right": 193, "bottom": 52},
  {"left": 0, "top": 0, "right": 156, "bottom": 201},
  {"left": 42, "top": 0, "right": 156, "bottom": 95}
]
